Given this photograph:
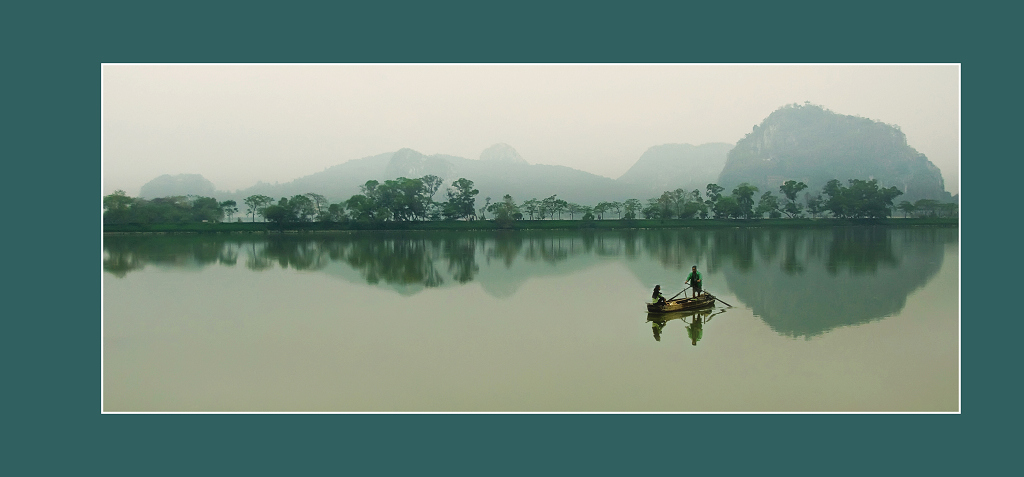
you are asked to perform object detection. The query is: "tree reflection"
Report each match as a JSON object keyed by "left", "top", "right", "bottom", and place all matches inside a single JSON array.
[
  {"left": 104, "top": 235, "right": 231, "bottom": 275},
  {"left": 245, "top": 241, "right": 273, "bottom": 271},
  {"left": 825, "top": 227, "right": 899, "bottom": 274},
  {"left": 345, "top": 235, "right": 446, "bottom": 286},
  {"left": 443, "top": 237, "right": 479, "bottom": 283},
  {"left": 104, "top": 227, "right": 955, "bottom": 339},
  {"left": 103, "top": 240, "right": 146, "bottom": 278},
  {"left": 713, "top": 229, "right": 755, "bottom": 272},
  {"left": 218, "top": 243, "right": 239, "bottom": 266},
  {"left": 263, "top": 237, "right": 332, "bottom": 271},
  {"left": 780, "top": 233, "right": 805, "bottom": 275},
  {"left": 487, "top": 232, "right": 525, "bottom": 267}
]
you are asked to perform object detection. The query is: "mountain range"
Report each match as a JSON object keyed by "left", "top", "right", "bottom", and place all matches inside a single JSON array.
[{"left": 136, "top": 104, "right": 955, "bottom": 206}]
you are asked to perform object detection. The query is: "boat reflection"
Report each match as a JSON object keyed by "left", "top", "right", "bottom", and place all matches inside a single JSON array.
[{"left": 646, "top": 307, "right": 728, "bottom": 344}]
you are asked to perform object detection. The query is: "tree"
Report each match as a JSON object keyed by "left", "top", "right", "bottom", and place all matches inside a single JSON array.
[
  {"left": 244, "top": 195, "right": 273, "bottom": 222},
  {"left": 190, "top": 196, "right": 224, "bottom": 222},
  {"left": 288, "top": 194, "right": 315, "bottom": 222},
  {"left": 652, "top": 192, "right": 675, "bottom": 220},
  {"left": 220, "top": 200, "right": 238, "bottom": 222},
  {"left": 551, "top": 198, "right": 568, "bottom": 220},
  {"left": 779, "top": 180, "right": 808, "bottom": 202},
  {"left": 822, "top": 179, "right": 903, "bottom": 218},
  {"left": 779, "top": 180, "right": 808, "bottom": 218},
  {"left": 642, "top": 199, "right": 661, "bottom": 219},
  {"left": 579, "top": 205, "right": 595, "bottom": 222},
  {"left": 595, "top": 201, "right": 621, "bottom": 220},
  {"left": 609, "top": 201, "right": 623, "bottom": 219},
  {"left": 538, "top": 195, "right": 568, "bottom": 220},
  {"left": 689, "top": 190, "right": 708, "bottom": 219},
  {"left": 782, "top": 200, "right": 803, "bottom": 218},
  {"left": 731, "top": 183, "right": 759, "bottom": 219},
  {"left": 897, "top": 201, "right": 916, "bottom": 218},
  {"left": 755, "top": 191, "right": 782, "bottom": 218},
  {"left": 540, "top": 195, "right": 557, "bottom": 219},
  {"left": 714, "top": 196, "right": 740, "bottom": 219},
  {"left": 669, "top": 188, "right": 689, "bottom": 218},
  {"left": 623, "top": 199, "right": 641, "bottom": 220},
  {"left": 479, "top": 196, "right": 492, "bottom": 220},
  {"left": 379, "top": 177, "right": 429, "bottom": 221},
  {"left": 706, "top": 183, "right": 724, "bottom": 202},
  {"left": 419, "top": 175, "right": 444, "bottom": 220},
  {"left": 103, "top": 190, "right": 135, "bottom": 224},
  {"left": 521, "top": 198, "right": 540, "bottom": 220},
  {"left": 706, "top": 184, "right": 725, "bottom": 218},
  {"left": 346, "top": 194, "right": 383, "bottom": 223},
  {"left": 846, "top": 179, "right": 902, "bottom": 218},
  {"left": 487, "top": 194, "right": 521, "bottom": 228},
  {"left": 822, "top": 179, "right": 848, "bottom": 218},
  {"left": 122, "top": 196, "right": 188, "bottom": 224},
  {"left": 913, "top": 199, "right": 940, "bottom": 217},
  {"left": 566, "top": 203, "right": 580, "bottom": 220},
  {"left": 805, "top": 193, "right": 824, "bottom": 218},
  {"left": 103, "top": 190, "right": 133, "bottom": 212},
  {"left": 421, "top": 174, "right": 444, "bottom": 201},
  {"left": 679, "top": 193, "right": 703, "bottom": 219},
  {"left": 937, "top": 202, "right": 958, "bottom": 218},
  {"left": 443, "top": 178, "right": 479, "bottom": 220},
  {"left": 326, "top": 203, "right": 347, "bottom": 222},
  {"left": 305, "top": 193, "right": 328, "bottom": 221},
  {"left": 348, "top": 178, "right": 429, "bottom": 222},
  {"left": 262, "top": 204, "right": 290, "bottom": 225}
]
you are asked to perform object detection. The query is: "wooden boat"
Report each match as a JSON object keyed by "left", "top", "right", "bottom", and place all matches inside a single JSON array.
[{"left": 646, "top": 293, "right": 717, "bottom": 313}]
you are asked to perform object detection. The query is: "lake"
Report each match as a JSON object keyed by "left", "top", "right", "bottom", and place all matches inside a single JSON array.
[{"left": 102, "top": 225, "right": 959, "bottom": 412}]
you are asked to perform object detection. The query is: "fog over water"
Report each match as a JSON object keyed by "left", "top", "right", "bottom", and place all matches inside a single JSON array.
[{"left": 102, "top": 64, "right": 960, "bottom": 197}]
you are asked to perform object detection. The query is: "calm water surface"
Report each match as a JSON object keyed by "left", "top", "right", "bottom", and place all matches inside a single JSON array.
[{"left": 103, "top": 226, "right": 959, "bottom": 412}]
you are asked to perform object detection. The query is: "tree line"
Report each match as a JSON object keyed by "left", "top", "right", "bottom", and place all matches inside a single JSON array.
[{"left": 103, "top": 174, "right": 958, "bottom": 226}]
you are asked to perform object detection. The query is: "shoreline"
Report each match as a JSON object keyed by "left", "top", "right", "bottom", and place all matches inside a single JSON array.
[{"left": 103, "top": 217, "right": 958, "bottom": 234}]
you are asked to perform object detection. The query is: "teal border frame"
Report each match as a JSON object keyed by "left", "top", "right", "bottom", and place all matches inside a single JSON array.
[{"left": 11, "top": 1, "right": 984, "bottom": 474}]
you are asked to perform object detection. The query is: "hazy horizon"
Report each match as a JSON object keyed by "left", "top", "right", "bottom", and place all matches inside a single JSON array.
[{"left": 102, "top": 64, "right": 960, "bottom": 198}]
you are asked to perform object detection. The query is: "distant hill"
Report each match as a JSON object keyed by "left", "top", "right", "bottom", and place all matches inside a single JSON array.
[
  {"left": 616, "top": 143, "right": 733, "bottom": 195},
  {"left": 130, "top": 105, "right": 956, "bottom": 208},
  {"left": 229, "top": 152, "right": 394, "bottom": 203},
  {"left": 717, "top": 103, "right": 952, "bottom": 203},
  {"left": 227, "top": 144, "right": 650, "bottom": 206},
  {"left": 139, "top": 174, "right": 216, "bottom": 199}
]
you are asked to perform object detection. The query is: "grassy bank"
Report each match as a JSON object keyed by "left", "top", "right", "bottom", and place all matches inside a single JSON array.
[{"left": 103, "top": 217, "right": 958, "bottom": 234}]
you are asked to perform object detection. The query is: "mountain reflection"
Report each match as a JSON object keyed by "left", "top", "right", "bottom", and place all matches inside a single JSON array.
[
  {"left": 104, "top": 226, "right": 956, "bottom": 336},
  {"left": 717, "top": 227, "right": 955, "bottom": 337}
]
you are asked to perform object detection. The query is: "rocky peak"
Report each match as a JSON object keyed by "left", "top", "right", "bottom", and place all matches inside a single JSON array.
[
  {"left": 139, "top": 173, "right": 216, "bottom": 198},
  {"left": 384, "top": 148, "right": 427, "bottom": 177},
  {"left": 479, "top": 143, "right": 527, "bottom": 165},
  {"left": 385, "top": 148, "right": 455, "bottom": 179}
]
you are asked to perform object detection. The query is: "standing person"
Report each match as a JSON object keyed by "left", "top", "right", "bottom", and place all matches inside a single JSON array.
[{"left": 684, "top": 265, "right": 702, "bottom": 298}]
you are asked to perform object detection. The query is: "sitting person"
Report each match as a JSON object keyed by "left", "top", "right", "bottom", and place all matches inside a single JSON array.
[{"left": 652, "top": 285, "right": 667, "bottom": 305}]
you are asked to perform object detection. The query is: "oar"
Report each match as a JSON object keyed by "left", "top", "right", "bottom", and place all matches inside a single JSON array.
[
  {"left": 708, "top": 291, "right": 732, "bottom": 307},
  {"left": 669, "top": 287, "right": 690, "bottom": 300}
]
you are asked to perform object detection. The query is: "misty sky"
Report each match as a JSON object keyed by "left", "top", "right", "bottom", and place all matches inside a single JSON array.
[{"left": 102, "top": 64, "right": 960, "bottom": 197}]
